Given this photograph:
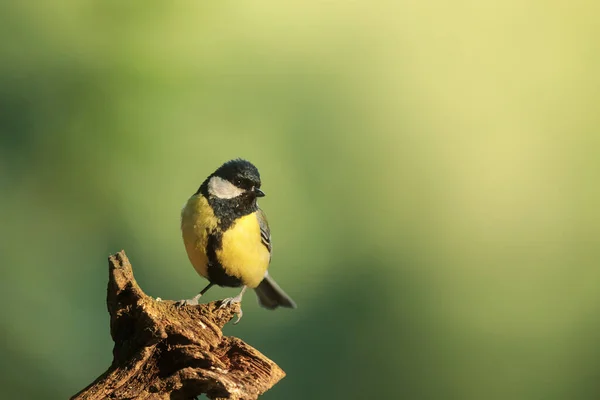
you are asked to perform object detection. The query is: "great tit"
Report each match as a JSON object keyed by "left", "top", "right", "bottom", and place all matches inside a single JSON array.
[{"left": 179, "top": 158, "right": 296, "bottom": 322}]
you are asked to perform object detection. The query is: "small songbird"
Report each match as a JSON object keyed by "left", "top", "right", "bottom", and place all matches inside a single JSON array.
[{"left": 179, "top": 158, "right": 296, "bottom": 322}]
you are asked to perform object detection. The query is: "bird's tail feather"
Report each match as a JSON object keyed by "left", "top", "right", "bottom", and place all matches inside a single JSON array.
[{"left": 254, "top": 274, "right": 297, "bottom": 310}]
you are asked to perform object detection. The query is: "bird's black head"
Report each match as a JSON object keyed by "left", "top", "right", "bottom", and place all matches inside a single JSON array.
[
  {"left": 214, "top": 158, "right": 262, "bottom": 192},
  {"left": 197, "top": 159, "right": 265, "bottom": 201}
]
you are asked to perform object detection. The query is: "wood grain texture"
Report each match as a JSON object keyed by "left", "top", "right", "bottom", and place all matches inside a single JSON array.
[{"left": 70, "top": 251, "right": 285, "bottom": 400}]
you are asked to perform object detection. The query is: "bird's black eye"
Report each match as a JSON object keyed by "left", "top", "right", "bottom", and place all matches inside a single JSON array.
[{"left": 234, "top": 178, "right": 243, "bottom": 187}]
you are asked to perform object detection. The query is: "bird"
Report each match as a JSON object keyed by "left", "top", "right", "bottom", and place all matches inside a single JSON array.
[{"left": 179, "top": 158, "right": 296, "bottom": 322}]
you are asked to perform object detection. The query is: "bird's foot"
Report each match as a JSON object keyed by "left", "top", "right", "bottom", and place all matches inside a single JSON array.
[
  {"left": 219, "top": 297, "right": 244, "bottom": 324},
  {"left": 175, "top": 293, "right": 202, "bottom": 307}
]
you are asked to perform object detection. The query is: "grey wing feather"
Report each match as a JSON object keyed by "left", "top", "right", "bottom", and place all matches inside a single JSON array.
[{"left": 256, "top": 208, "right": 272, "bottom": 253}]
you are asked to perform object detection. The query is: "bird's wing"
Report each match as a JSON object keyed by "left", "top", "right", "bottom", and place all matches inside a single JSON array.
[{"left": 256, "top": 208, "right": 272, "bottom": 254}]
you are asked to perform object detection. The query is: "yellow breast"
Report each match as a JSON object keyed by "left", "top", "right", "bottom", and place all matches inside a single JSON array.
[
  {"left": 217, "top": 213, "right": 271, "bottom": 288},
  {"left": 181, "top": 195, "right": 217, "bottom": 279}
]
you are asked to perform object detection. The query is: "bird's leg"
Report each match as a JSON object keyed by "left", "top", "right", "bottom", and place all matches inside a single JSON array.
[
  {"left": 219, "top": 286, "right": 247, "bottom": 324},
  {"left": 219, "top": 286, "right": 247, "bottom": 307},
  {"left": 176, "top": 282, "right": 214, "bottom": 306}
]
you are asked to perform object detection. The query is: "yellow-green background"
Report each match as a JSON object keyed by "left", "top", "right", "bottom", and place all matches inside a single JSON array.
[{"left": 1, "top": 1, "right": 599, "bottom": 399}]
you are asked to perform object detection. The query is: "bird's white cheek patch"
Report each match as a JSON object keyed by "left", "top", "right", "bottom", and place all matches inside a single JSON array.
[{"left": 208, "top": 176, "right": 245, "bottom": 199}]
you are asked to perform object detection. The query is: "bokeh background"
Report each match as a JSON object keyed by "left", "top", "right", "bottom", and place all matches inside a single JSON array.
[{"left": 1, "top": 1, "right": 599, "bottom": 399}]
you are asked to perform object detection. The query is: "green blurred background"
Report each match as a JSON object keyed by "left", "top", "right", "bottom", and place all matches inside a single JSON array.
[{"left": 1, "top": 1, "right": 599, "bottom": 399}]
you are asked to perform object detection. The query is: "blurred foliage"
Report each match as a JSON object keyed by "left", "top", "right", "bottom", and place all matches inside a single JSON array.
[{"left": 1, "top": 1, "right": 600, "bottom": 399}]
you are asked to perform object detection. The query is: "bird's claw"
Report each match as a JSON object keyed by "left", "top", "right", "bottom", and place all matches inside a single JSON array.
[
  {"left": 219, "top": 297, "right": 243, "bottom": 324},
  {"left": 175, "top": 298, "right": 199, "bottom": 307}
]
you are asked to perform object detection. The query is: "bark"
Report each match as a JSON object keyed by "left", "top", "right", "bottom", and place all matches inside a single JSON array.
[{"left": 71, "top": 251, "right": 285, "bottom": 400}]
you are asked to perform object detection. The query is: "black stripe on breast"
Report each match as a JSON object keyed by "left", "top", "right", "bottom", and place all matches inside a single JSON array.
[{"left": 206, "top": 232, "right": 243, "bottom": 288}]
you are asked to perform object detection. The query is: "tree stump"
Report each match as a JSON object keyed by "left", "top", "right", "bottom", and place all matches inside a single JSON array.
[{"left": 71, "top": 251, "right": 285, "bottom": 400}]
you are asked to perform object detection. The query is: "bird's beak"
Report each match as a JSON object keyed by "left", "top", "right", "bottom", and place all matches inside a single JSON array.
[{"left": 254, "top": 188, "right": 265, "bottom": 197}]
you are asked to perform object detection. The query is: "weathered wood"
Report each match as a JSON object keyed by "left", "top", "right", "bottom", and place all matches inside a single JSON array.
[{"left": 71, "top": 251, "right": 285, "bottom": 400}]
